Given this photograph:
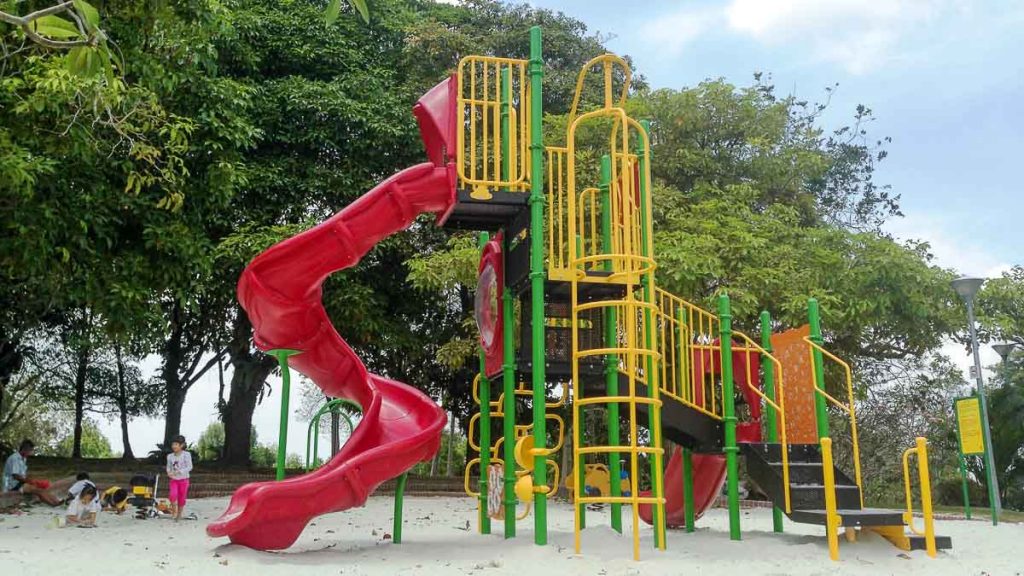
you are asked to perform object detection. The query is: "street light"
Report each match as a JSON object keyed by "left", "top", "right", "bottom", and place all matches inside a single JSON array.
[
  {"left": 951, "top": 276, "right": 1001, "bottom": 523},
  {"left": 993, "top": 343, "right": 1016, "bottom": 365}
]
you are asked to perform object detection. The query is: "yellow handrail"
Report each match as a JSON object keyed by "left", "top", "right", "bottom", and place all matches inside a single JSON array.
[
  {"left": 456, "top": 56, "right": 530, "bottom": 192},
  {"left": 732, "top": 330, "right": 791, "bottom": 514},
  {"left": 567, "top": 54, "right": 632, "bottom": 125},
  {"left": 820, "top": 437, "right": 843, "bottom": 561},
  {"left": 803, "top": 336, "right": 863, "bottom": 507},
  {"left": 902, "top": 437, "right": 937, "bottom": 557}
]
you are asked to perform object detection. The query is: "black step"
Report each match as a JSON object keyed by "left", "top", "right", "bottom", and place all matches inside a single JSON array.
[
  {"left": 789, "top": 484, "right": 863, "bottom": 510},
  {"left": 742, "top": 441, "right": 823, "bottom": 464},
  {"left": 790, "top": 508, "right": 905, "bottom": 527},
  {"left": 442, "top": 188, "right": 528, "bottom": 231},
  {"left": 908, "top": 534, "right": 953, "bottom": 551}
]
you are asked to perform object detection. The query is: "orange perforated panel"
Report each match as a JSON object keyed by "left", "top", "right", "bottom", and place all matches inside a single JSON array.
[{"left": 771, "top": 325, "right": 818, "bottom": 444}]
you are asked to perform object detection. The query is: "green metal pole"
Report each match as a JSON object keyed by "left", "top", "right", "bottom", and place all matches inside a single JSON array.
[
  {"left": 808, "top": 299, "right": 830, "bottom": 440},
  {"left": 306, "top": 399, "right": 358, "bottom": 471},
  {"left": 268, "top": 349, "right": 301, "bottom": 481},
  {"left": 637, "top": 119, "right": 664, "bottom": 549},
  {"left": 760, "top": 311, "right": 784, "bottom": 533},
  {"left": 527, "top": 24, "right": 548, "bottom": 546},
  {"left": 478, "top": 232, "right": 492, "bottom": 535},
  {"left": 959, "top": 454, "right": 972, "bottom": 520},
  {"left": 501, "top": 67, "right": 511, "bottom": 186},
  {"left": 393, "top": 472, "right": 408, "bottom": 544},
  {"left": 682, "top": 447, "right": 695, "bottom": 533},
  {"left": 599, "top": 154, "right": 622, "bottom": 534},
  {"left": 718, "top": 295, "right": 740, "bottom": 540},
  {"left": 502, "top": 234, "right": 517, "bottom": 538}
]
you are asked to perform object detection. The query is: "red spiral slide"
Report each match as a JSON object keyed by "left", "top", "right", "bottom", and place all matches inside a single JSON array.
[{"left": 206, "top": 77, "right": 458, "bottom": 550}]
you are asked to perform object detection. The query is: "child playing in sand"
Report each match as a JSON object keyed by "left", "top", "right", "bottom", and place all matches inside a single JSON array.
[
  {"left": 58, "top": 484, "right": 100, "bottom": 528},
  {"left": 99, "top": 486, "right": 130, "bottom": 514},
  {"left": 166, "top": 435, "right": 193, "bottom": 522},
  {"left": 65, "top": 472, "right": 95, "bottom": 504}
]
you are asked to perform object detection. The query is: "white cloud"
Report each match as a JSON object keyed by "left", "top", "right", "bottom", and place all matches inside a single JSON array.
[
  {"left": 884, "top": 212, "right": 1013, "bottom": 277},
  {"left": 725, "top": 0, "right": 947, "bottom": 74},
  {"left": 640, "top": 6, "right": 721, "bottom": 56},
  {"left": 643, "top": 0, "right": 954, "bottom": 74}
]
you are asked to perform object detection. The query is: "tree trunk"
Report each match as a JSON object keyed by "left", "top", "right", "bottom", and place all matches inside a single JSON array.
[
  {"left": 446, "top": 411, "right": 455, "bottom": 476},
  {"left": 161, "top": 303, "right": 186, "bottom": 449},
  {"left": 72, "top": 344, "right": 89, "bottom": 458},
  {"left": 164, "top": 385, "right": 186, "bottom": 450},
  {"left": 114, "top": 345, "right": 134, "bottom": 460},
  {"left": 222, "top": 310, "right": 276, "bottom": 466}
]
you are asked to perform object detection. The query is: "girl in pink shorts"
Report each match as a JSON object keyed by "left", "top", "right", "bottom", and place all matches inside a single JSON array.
[{"left": 166, "top": 435, "right": 193, "bottom": 522}]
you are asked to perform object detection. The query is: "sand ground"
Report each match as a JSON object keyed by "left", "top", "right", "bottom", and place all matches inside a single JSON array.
[{"left": 1, "top": 495, "right": 1019, "bottom": 575}]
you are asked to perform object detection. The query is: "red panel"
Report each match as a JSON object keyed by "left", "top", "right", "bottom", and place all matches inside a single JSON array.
[{"left": 476, "top": 234, "right": 504, "bottom": 379}]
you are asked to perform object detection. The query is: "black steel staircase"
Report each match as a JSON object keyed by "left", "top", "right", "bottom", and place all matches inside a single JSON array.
[{"left": 743, "top": 442, "right": 952, "bottom": 552}]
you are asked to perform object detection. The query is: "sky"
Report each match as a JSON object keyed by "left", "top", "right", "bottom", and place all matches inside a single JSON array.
[{"left": 97, "top": 0, "right": 1022, "bottom": 456}]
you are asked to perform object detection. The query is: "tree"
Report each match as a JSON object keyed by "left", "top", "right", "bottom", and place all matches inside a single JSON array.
[
  {"left": 57, "top": 418, "right": 112, "bottom": 458},
  {"left": 197, "top": 422, "right": 226, "bottom": 461},
  {"left": 977, "top": 266, "right": 1024, "bottom": 347},
  {"left": 86, "top": 343, "right": 162, "bottom": 460}
]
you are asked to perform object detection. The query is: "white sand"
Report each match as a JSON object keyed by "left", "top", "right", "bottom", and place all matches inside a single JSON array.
[{"left": 1, "top": 496, "right": 1019, "bottom": 576}]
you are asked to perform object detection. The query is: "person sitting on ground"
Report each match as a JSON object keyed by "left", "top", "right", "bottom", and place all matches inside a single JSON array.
[
  {"left": 60, "top": 484, "right": 100, "bottom": 528},
  {"left": 2, "top": 439, "right": 60, "bottom": 506},
  {"left": 65, "top": 472, "right": 96, "bottom": 504},
  {"left": 99, "top": 486, "right": 129, "bottom": 514}
]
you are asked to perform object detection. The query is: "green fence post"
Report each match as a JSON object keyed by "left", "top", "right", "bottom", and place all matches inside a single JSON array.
[
  {"left": 718, "top": 295, "right": 740, "bottom": 540},
  {"left": 393, "top": 473, "right": 408, "bottom": 544},
  {"left": 637, "top": 119, "right": 665, "bottom": 550},
  {"left": 477, "top": 232, "right": 492, "bottom": 535},
  {"left": 760, "top": 311, "right": 784, "bottom": 533},
  {"left": 527, "top": 24, "right": 548, "bottom": 547},
  {"left": 808, "top": 299, "right": 830, "bottom": 440},
  {"left": 268, "top": 349, "right": 301, "bottom": 481},
  {"left": 599, "top": 153, "right": 622, "bottom": 533},
  {"left": 502, "top": 233, "right": 517, "bottom": 538},
  {"left": 682, "top": 447, "right": 695, "bottom": 533}
]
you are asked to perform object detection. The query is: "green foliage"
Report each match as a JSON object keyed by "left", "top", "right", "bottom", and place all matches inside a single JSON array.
[
  {"left": 977, "top": 266, "right": 1024, "bottom": 347},
  {"left": 988, "top": 351, "right": 1024, "bottom": 510},
  {"left": 56, "top": 419, "right": 112, "bottom": 458},
  {"left": 197, "top": 422, "right": 226, "bottom": 461}
]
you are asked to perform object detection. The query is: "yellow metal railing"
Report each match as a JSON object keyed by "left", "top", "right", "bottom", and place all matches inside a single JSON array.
[
  {"left": 820, "top": 437, "right": 843, "bottom": 561},
  {"left": 456, "top": 56, "right": 530, "bottom": 194},
  {"left": 653, "top": 288, "right": 791, "bottom": 512},
  {"left": 804, "top": 337, "right": 863, "bottom": 507},
  {"left": 902, "top": 437, "right": 937, "bottom": 557}
]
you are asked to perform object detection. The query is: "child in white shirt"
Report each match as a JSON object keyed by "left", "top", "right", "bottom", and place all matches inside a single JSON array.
[{"left": 60, "top": 484, "right": 100, "bottom": 528}]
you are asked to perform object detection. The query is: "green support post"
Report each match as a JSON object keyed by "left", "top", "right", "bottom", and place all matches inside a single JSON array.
[
  {"left": 268, "top": 348, "right": 301, "bottom": 481},
  {"left": 393, "top": 473, "right": 408, "bottom": 543},
  {"left": 527, "top": 25, "right": 548, "bottom": 546},
  {"left": 306, "top": 398, "right": 359, "bottom": 471},
  {"left": 502, "top": 234, "right": 517, "bottom": 538},
  {"left": 760, "top": 311, "right": 784, "bottom": 533},
  {"left": 478, "top": 232, "right": 492, "bottom": 535},
  {"left": 599, "top": 154, "right": 622, "bottom": 533},
  {"left": 682, "top": 447, "right": 695, "bottom": 533},
  {"left": 637, "top": 119, "right": 664, "bottom": 549},
  {"left": 808, "top": 299, "right": 830, "bottom": 440},
  {"left": 718, "top": 295, "right": 741, "bottom": 541}
]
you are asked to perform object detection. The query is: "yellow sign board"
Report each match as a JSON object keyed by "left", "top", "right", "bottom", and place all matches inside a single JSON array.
[{"left": 955, "top": 397, "right": 985, "bottom": 455}]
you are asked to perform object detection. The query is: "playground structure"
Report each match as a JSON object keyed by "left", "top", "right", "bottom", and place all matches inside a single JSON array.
[{"left": 206, "top": 26, "right": 950, "bottom": 562}]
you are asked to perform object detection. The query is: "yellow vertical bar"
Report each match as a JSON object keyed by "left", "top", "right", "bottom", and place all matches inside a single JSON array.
[
  {"left": 547, "top": 149, "right": 554, "bottom": 270},
  {"left": 821, "top": 437, "right": 841, "bottom": 561},
  {"left": 917, "top": 437, "right": 937, "bottom": 558},
  {"left": 482, "top": 60, "right": 489, "bottom": 182},
  {"left": 470, "top": 60, "right": 477, "bottom": 183}
]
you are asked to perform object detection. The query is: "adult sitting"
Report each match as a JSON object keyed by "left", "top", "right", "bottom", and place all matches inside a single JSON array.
[{"left": 2, "top": 439, "right": 61, "bottom": 506}]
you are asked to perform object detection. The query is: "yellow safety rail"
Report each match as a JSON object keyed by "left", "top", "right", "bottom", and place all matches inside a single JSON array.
[
  {"left": 804, "top": 337, "right": 864, "bottom": 507},
  {"left": 902, "top": 437, "right": 937, "bottom": 557},
  {"left": 820, "top": 437, "right": 843, "bottom": 561},
  {"left": 456, "top": 56, "right": 531, "bottom": 194},
  {"left": 653, "top": 288, "right": 791, "bottom": 513}
]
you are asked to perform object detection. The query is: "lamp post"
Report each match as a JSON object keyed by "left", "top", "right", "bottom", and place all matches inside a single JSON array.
[
  {"left": 951, "top": 277, "right": 1001, "bottom": 523},
  {"left": 993, "top": 343, "right": 1016, "bottom": 368}
]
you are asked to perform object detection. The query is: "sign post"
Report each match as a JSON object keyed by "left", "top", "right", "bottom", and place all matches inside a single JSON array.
[{"left": 954, "top": 396, "right": 987, "bottom": 519}]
